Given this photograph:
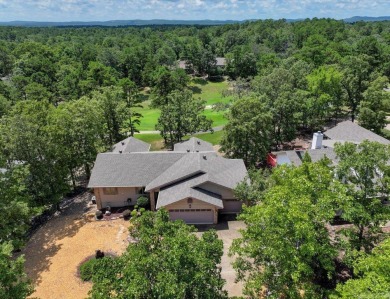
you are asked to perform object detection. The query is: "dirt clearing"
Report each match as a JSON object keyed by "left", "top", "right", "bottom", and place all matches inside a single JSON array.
[{"left": 22, "top": 192, "right": 130, "bottom": 299}]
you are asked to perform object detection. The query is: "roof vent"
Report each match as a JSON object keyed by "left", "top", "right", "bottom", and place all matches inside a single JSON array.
[
  {"left": 186, "top": 149, "right": 190, "bottom": 152},
  {"left": 119, "top": 150, "right": 122, "bottom": 154},
  {"left": 121, "top": 141, "right": 125, "bottom": 145},
  {"left": 196, "top": 150, "right": 199, "bottom": 152},
  {"left": 203, "top": 155, "right": 207, "bottom": 160},
  {"left": 197, "top": 140, "right": 201, "bottom": 145}
]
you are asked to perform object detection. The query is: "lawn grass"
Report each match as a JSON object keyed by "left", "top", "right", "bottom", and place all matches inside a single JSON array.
[
  {"left": 134, "top": 130, "right": 224, "bottom": 150},
  {"left": 203, "top": 109, "right": 228, "bottom": 127},
  {"left": 133, "top": 133, "right": 163, "bottom": 151},
  {"left": 135, "top": 79, "right": 231, "bottom": 131},
  {"left": 189, "top": 79, "right": 232, "bottom": 105},
  {"left": 194, "top": 130, "right": 224, "bottom": 145}
]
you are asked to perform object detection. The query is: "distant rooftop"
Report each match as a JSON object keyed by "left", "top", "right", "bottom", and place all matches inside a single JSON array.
[
  {"left": 324, "top": 121, "right": 390, "bottom": 145},
  {"left": 274, "top": 148, "right": 338, "bottom": 167},
  {"left": 111, "top": 137, "right": 151, "bottom": 153},
  {"left": 174, "top": 137, "right": 214, "bottom": 153}
]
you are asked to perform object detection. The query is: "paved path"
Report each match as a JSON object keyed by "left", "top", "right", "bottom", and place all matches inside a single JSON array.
[{"left": 195, "top": 220, "right": 245, "bottom": 297}]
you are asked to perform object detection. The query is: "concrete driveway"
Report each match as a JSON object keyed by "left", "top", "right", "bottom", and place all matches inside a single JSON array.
[{"left": 195, "top": 219, "right": 245, "bottom": 297}]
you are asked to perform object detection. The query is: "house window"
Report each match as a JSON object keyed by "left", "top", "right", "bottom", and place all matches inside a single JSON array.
[{"left": 103, "top": 187, "right": 118, "bottom": 195}]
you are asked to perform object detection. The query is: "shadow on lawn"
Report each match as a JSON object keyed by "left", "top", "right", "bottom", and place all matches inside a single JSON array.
[
  {"left": 188, "top": 85, "right": 202, "bottom": 94},
  {"left": 22, "top": 192, "right": 91, "bottom": 286}
]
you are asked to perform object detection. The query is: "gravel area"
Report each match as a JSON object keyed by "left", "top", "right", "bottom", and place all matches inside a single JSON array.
[{"left": 23, "top": 192, "right": 130, "bottom": 299}]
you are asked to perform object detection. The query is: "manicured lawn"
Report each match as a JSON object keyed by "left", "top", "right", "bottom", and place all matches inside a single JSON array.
[
  {"left": 203, "top": 109, "right": 228, "bottom": 127},
  {"left": 134, "top": 133, "right": 163, "bottom": 151},
  {"left": 194, "top": 130, "right": 224, "bottom": 145},
  {"left": 134, "top": 130, "right": 224, "bottom": 150},
  {"left": 135, "top": 79, "right": 231, "bottom": 131},
  {"left": 134, "top": 105, "right": 160, "bottom": 131},
  {"left": 189, "top": 79, "right": 232, "bottom": 105}
]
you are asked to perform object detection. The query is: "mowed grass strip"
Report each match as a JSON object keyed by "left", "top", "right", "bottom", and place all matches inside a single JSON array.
[{"left": 135, "top": 80, "right": 231, "bottom": 131}]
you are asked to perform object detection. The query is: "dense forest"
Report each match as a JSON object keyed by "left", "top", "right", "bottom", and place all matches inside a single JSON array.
[{"left": 0, "top": 19, "right": 390, "bottom": 298}]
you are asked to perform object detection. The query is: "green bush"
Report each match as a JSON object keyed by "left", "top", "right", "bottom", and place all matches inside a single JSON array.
[
  {"left": 79, "top": 258, "right": 99, "bottom": 281},
  {"left": 137, "top": 196, "right": 149, "bottom": 207}
]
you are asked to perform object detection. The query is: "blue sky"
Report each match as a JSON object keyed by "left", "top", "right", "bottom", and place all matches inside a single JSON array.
[{"left": 0, "top": 0, "right": 389, "bottom": 22}]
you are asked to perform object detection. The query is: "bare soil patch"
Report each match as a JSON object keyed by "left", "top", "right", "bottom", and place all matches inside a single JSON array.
[{"left": 23, "top": 192, "right": 130, "bottom": 299}]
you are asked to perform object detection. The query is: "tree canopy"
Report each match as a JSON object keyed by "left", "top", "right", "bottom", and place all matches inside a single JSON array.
[{"left": 88, "top": 209, "right": 227, "bottom": 299}]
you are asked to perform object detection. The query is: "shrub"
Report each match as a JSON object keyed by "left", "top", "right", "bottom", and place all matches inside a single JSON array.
[
  {"left": 95, "top": 210, "right": 103, "bottom": 220},
  {"left": 137, "top": 196, "right": 149, "bottom": 208},
  {"left": 123, "top": 209, "right": 131, "bottom": 220},
  {"left": 79, "top": 258, "right": 99, "bottom": 281},
  {"left": 131, "top": 210, "right": 138, "bottom": 217}
]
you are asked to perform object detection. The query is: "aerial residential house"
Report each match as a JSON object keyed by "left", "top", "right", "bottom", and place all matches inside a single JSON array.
[
  {"left": 268, "top": 120, "right": 390, "bottom": 167},
  {"left": 88, "top": 137, "right": 247, "bottom": 224}
]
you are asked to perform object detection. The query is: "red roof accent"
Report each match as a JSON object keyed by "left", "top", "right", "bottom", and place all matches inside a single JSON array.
[{"left": 267, "top": 153, "right": 277, "bottom": 167}]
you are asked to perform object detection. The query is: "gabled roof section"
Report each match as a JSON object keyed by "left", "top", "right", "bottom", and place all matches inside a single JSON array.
[
  {"left": 324, "top": 121, "right": 390, "bottom": 145},
  {"left": 88, "top": 152, "right": 185, "bottom": 188},
  {"left": 156, "top": 175, "right": 223, "bottom": 209},
  {"left": 146, "top": 152, "right": 247, "bottom": 192},
  {"left": 174, "top": 137, "right": 214, "bottom": 152},
  {"left": 111, "top": 137, "right": 150, "bottom": 153},
  {"left": 199, "top": 157, "right": 247, "bottom": 190},
  {"left": 145, "top": 153, "right": 208, "bottom": 192}
]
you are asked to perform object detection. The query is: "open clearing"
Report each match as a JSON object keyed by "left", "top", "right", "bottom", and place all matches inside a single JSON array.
[
  {"left": 23, "top": 192, "right": 131, "bottom": 299},
  {"left": 134, "top": 80, "right": 231, "bottom": 131}
]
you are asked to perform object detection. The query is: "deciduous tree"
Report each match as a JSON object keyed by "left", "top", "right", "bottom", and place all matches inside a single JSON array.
[
  {"left": 221, "top": 96, "right": 273, "bottom": 165},
  {"left": 334, "top": 141, "right": 390, "bottom": 253},
  {"left": 156, "top": 90, "right": 212, "bottom": 149},
  {"left": 230, "top": 160, "right": 350, "bottom": 298},
  {"left": 88, "top": 209, "right": 227, "bottom": 299}
]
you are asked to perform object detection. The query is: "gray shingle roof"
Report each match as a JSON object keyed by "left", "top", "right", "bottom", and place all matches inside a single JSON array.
[
  {"left": 89, "top": 143, "right": 247, "bottom": 209},
  {"left": 216, "top": 57, "right": 226, "bottom": 66},
  {"left": 146, "top": 152, "right": 247, "bottom": 192},
  {"left": 111, "top": 137, "right": 150, "bottom": 153},
  {"left": 88, "top": 152, "right": 185, "bottom": 187},
  {"left": 324, "top": 121, "right": 390, "bottom": 145},
  {"left": 145, "top": 153, "right": 206, "bottom": 191},
  {"left": 174, "top": 137, "right": 214, "bottom": 152},
  {"left": 275, "top": 148, "right": 338, "bottom": 167},
  {"left": 156, "top": 175, "right": 223, "bottom": 209}
]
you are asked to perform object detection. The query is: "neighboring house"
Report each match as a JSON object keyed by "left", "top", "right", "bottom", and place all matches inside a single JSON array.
[
  {"left": 268, "top": 120, "right": 390, "bottom": 167},
  {"left": 215, "top": 57, "right": 227, "bottom": 68},
  {"left": 177, "top": 57, "right": 226, "bottom": 74},
  {"left": 88, "top": 137, "right": 247, "bottom": 224},
  {"left": 111, "top": 136, "right": 151, "bottom": 153},
  {"left": 321, "top": 120, "right": 390, "bottom": 148}
]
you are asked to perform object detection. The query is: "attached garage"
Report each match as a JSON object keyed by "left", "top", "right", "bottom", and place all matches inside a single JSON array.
[
  {"left": 168, "top": 209, "right": 214, "bottom": 224},
  {"left": 221, "top": 199, "right": 242, "bottom": 214}
]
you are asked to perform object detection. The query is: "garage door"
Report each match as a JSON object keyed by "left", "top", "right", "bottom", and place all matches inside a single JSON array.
[
  {"left": 221, "top": 199, "right": 242, "bottom": 214},
  {"left": 169, "top": 209, "right": 214, "bottom": 224}
]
